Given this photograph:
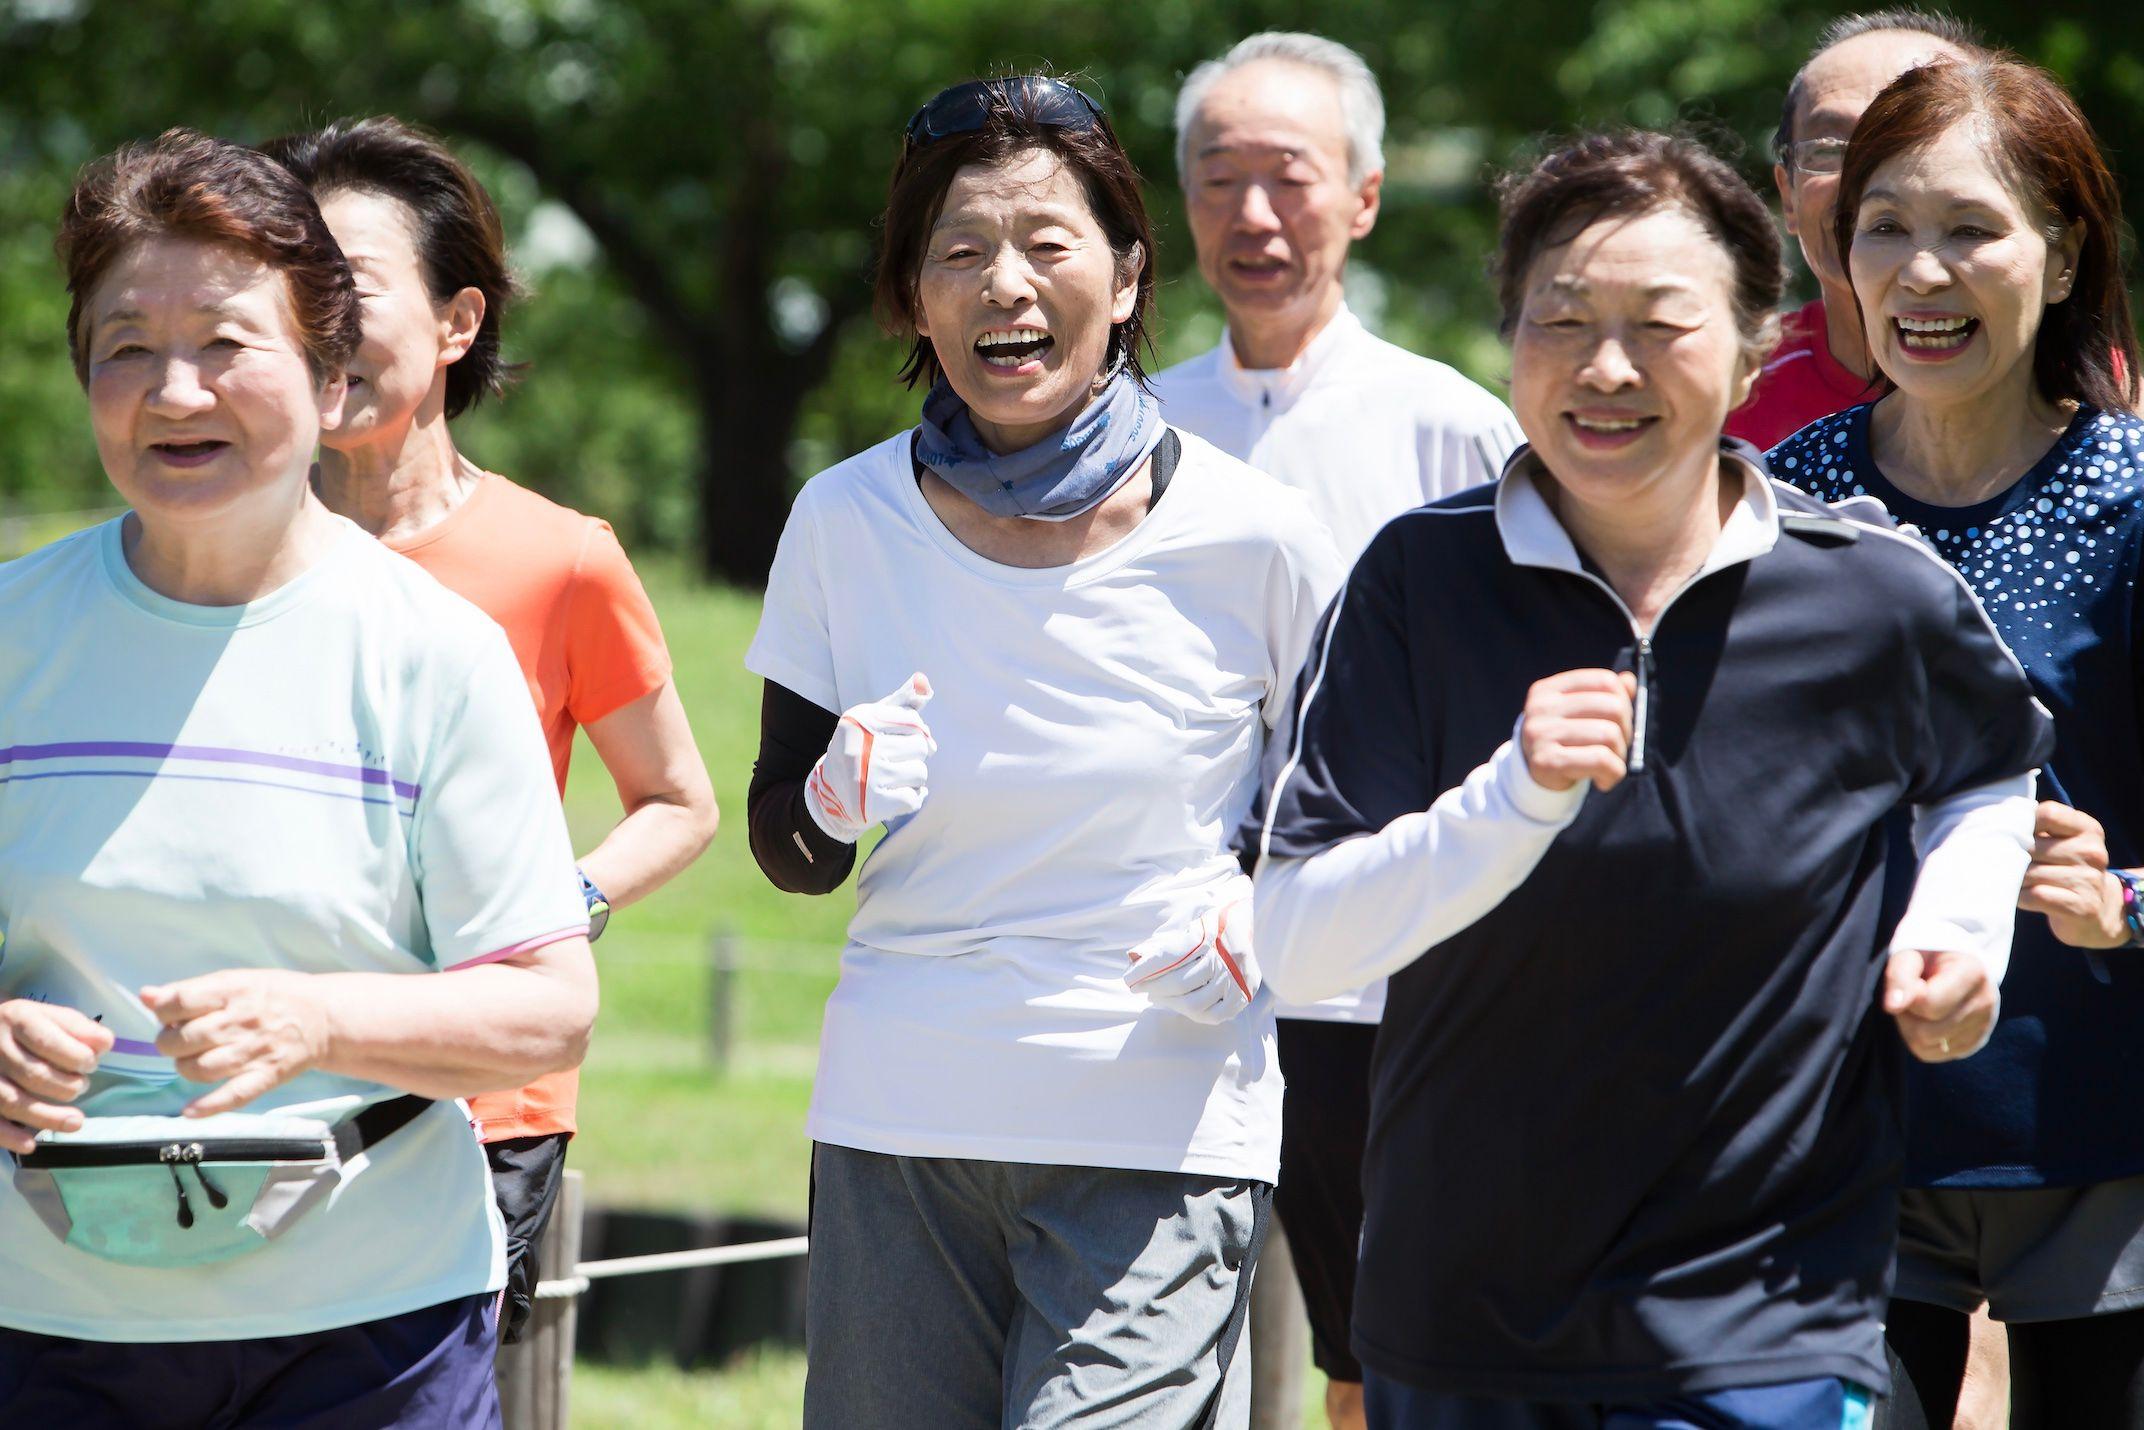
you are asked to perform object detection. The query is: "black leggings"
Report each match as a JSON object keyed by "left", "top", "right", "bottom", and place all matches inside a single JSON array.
[{"left": 1879, "top": 1297, "right": 2144, "bottom": 1429}]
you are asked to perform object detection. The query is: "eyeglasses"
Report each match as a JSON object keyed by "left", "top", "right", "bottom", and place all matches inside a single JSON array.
[
  {"left": 1782, "top": 137, "right": 1850, "bottom": 176},
  {"left": 904, "top": 76, "right": 1107, "bottom": 149}
]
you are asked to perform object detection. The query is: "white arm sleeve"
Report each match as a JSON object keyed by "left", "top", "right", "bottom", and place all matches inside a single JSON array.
[
  {"left": 1890, "top": 770, "right": 2039, "bottom": 987},
  {"left": 1255, "top": 731, "right": 1585, "bottom": 1005}
]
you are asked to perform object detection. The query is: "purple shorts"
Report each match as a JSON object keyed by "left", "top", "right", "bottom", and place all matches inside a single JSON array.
[{"left": 0, "top": 1293, "right": 501, "bottom": 1428}]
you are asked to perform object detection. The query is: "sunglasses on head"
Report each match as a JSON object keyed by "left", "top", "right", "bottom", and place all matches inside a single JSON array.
[{"left": 904, "top": 76, "right": 1107, "bottom": 149}]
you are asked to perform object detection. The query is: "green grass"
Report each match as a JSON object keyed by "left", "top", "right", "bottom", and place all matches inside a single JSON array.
[
  {"left": 553, "top": 560, "right": 833, "bottom": 1423},
  {"left": 571, "top": 1349, "right": 808, "bottom": 1429},
  {"left": 560, "top": 557, "right": 849, "bottom": 1221}
]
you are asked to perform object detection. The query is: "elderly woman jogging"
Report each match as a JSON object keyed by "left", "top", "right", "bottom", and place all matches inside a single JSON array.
[
  {"left": 1250, "top": 130, "right": 2052, "bottom": 1430},
  {"left": 744, "top": 76, "right": 1340, "bottom": 1429},
  {"left": 1770, "top": 54, "right": 2144, "bottom": 1429},
  {"left": 0, "top": 130, "right": 594, "bottom": 1428},
  {"left": 262, "top": 116, "right": 717, "bottom": 1346}
]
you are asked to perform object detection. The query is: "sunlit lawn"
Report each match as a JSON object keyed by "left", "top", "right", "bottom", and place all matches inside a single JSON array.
[
  {"left": 571, "top": 1349, "right": 809, "bottom": 1430},
  {"left": 561, "top": 558, "right": 848, "bottom": 1224},
  {"left": 558, "top": 560, "right": 838, "bottom": 1425}
]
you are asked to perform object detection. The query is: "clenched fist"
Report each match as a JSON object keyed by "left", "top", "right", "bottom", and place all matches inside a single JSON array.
[
  {"left": 806, "top": 672, "right": 938, "bottom": 843},
  {"left": 2017, "top": 800, "right": 2128, "bottom": 949},
  {"left": 1520, "top": 669, "right": 1637, "bottom": 793},
  {"left": 1885, "top": 947, "right": 1999, "bottom": 1062}
]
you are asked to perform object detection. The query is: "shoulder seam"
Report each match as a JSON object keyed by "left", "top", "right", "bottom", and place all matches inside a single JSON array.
[
  {"left": 1849, "top": 521, "right": 2039, "bottom": 689},
  {"left": 1392, "top": 503, "right": 1497, "bottom": 520}
]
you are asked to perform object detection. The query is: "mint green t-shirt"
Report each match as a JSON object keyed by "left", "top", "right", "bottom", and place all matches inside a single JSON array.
[{"left": 0, "top": 517, "right": 588, "bottom": 1342}]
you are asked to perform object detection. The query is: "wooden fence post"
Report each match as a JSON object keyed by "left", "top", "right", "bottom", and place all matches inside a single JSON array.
[
  {"left": 498, "top": 1169, "right": 584, "bottom": 1430},
  {"left": 708, "top": 929, "right": 737, "bottom": 1072}
]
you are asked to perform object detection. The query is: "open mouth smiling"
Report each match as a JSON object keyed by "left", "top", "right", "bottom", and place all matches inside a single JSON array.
[
  {"left": 1894, "top": 314, "right": 1979, "bottom": 353},
  {"left": 148, "top": 440, "right": 231, "bottom": 467},
  {"left": 975, "top": 329, "right": 1053, "bottom": 369}
]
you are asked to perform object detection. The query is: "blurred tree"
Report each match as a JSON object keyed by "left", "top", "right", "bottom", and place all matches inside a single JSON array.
[{"left": 0, "top": 0, "right": 2135, "bottom": 580}]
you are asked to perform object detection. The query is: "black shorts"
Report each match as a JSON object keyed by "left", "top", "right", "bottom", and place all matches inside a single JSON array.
[
  {"left": 1277, "top": 1016, "right": 1376, "bottom": 1383},
  {"left": 486, "top": 1131, "right": 570, "bottom": 1346}
]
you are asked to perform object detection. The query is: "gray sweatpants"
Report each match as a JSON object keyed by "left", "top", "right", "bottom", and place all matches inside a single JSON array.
[{"left": 804, "top": 1144, "right": 1270, "bottom": 1430}]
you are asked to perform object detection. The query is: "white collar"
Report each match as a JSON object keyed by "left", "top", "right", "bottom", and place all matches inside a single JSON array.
[
  {"left": 1492, "top": 443, "right": 1780, "bottom": 578},
  {"left": 1217, "top": 304, "right": 1363, "bottom": 408}
]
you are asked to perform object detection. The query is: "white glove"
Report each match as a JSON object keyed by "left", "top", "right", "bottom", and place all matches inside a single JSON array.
[
  {"left": 805, "top": 672, "right": 937, "bottom": 843},
  {"left": 1126, "top": 887, "right": 1260, "bottom": 1025}
]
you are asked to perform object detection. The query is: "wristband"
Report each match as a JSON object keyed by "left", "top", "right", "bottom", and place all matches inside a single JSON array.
[
  {"left": 2109, "top": 869, "right": 2144, "bottom": 949},
  {"left": 579, "top": 868, "right": 611, "bottom": 943}
]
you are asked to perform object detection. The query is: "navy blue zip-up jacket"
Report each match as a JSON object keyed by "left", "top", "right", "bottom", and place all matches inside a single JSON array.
[{"left": 1248, "top": 444, "right": 2054, "bottom": 1399}]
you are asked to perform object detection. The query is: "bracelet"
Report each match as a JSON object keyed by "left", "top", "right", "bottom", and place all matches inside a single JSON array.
[
  {"left": 2108, "top": 869, "right": 2144, "bottom": 948},
  {"left": 578, "top": 867, "right": 611, "bottom": 943}
]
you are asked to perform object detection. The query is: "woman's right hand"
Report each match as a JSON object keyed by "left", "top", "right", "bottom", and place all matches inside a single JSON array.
[
  {"left": 805, "top": 672, "right": 938, "bottom": 843},
  {"left": 0, "top": 1000, "right": 114, "bottom": 1155},
  {"left": 1520, "top": 669, "right": 1636, "bottom": 793}
]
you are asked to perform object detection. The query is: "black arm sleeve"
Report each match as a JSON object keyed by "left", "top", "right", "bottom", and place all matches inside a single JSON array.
[{"left": 747, "top": 680, "right": 858, "bottom": 895}]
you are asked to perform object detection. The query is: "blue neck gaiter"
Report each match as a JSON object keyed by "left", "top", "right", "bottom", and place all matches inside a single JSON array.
[{"left": 915, "top": 370, "right": 1165, "bottom": 522}]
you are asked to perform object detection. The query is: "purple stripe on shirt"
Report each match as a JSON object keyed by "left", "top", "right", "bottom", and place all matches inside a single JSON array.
[
  {"left": 0, "top": 767, "right": 415, "bottom": 814},
  {"left": 109, "top": 1037, "right": 163, "bottom": 1057},
  {"left": 0, "top": 741, "right": 420, "bottom": 799}
]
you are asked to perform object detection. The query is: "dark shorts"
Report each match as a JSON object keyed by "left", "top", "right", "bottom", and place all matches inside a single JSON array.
[
  {"left": 0, "top": 1294, "right": 501, "bottom": 1429},
  {"left": 1277, "top": 1015, "right": 1375, "bottom": 1383},
  {"left": 1363, "top": 1372, "right": 1874, "bottom": 1430},
  {"left": 486, "top": 1131, "right": 570, "bottom": 1345},
  {"left": 1895, "top": 1172, "right": 2144, "bottom": 1322}
]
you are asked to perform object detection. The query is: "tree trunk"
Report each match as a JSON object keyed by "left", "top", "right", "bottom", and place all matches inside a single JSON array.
[{"left": 696, "top": 366, "right": 813, "bottom": 588}]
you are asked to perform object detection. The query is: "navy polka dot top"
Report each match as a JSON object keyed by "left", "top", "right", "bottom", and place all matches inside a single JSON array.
[{"left": 1771, "top": 403, "right": 2144, "bottom": 1187}]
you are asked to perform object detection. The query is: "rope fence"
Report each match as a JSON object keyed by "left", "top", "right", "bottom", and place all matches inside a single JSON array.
[
  {"left": 492, "top": 927, "right": 831, "bottom": 1424},
  {"left": 530, "top": 1233, "right": 812, "bottom": 1301},
  {"left": 501, "top": 1172, "right": 812, "bottom": 1428}
]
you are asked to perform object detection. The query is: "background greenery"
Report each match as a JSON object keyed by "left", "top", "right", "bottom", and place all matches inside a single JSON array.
[
  {"left": 3, "top": 0, "right": 2138, "bottom": 580},
  {"left": 5, "top": 1, "right": 2139, "bottom": 1422}
]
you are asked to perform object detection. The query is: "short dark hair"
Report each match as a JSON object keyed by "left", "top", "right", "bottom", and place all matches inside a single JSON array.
[
  {"left": 1775, "top": 10, "right": 1984, "bottom": 161},
  {"left": 1833, "top": 55, "right": 2140, "bottom": 414},
  {"left": 58, "top": 128, "right": 360, "bottom": 385},
  {"left": 873, "top": 77, "right": 1158, "bottom": 390},
  {"left": 262, "top": 117, "right": 522, "bottom": 419},
  {"left": 1493, "top": 129, "right": 1786, "bottom": 366}
]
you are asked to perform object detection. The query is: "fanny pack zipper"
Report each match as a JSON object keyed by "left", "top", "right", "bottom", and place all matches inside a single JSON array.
[
  {"left": 19, "top": 1137, "right": 330, "bottom": 1167},
  {"left": 21, "top": 1137, "right": 330, "bottom": 1230}
]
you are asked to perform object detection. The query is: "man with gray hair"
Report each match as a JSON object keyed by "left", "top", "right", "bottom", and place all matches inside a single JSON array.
[
  {"left": 1155, "top": 32, "right": 1520, "bottom": 1430},
  {"left": 1726, "top": 10, "right": 1981, "bottom": 448}
]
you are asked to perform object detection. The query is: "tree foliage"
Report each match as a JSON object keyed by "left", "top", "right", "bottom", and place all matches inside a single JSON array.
[{"left": 1, "top": 0, "right": 2136, "bottom": 580}]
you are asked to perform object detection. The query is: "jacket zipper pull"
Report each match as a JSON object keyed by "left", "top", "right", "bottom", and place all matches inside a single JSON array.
[
  {"left": 1628, "top": 636, "right": 1654, "bottom": 776},
  {"left": 183, "top": 1145, "right": 229, "bottom": 1210},
  {"left": 161, "top": 1146, "right": 195, "bottom": 1229}
]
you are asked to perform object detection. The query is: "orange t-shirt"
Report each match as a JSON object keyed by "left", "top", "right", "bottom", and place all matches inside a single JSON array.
[{"left": 387, "top": 473, "right": 672, "bottom": 1141}]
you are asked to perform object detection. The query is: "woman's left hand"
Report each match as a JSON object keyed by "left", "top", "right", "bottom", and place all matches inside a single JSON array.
[
  {"left": 2017, "top": 801, "right": 2128, "bottom": 949},
  {"left": 1127, "top": 891, "right": 1258, "bottom": 1025},
  {"left": 1884, "top": 948, "right": 1998, "bottom": 1062},
  {"left": 142, "top": 970, "right": 334, "bottom": 1117}
]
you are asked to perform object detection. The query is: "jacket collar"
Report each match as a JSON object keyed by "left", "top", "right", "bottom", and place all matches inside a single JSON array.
[
  {"left": 1492, "top": 438, "right": 1780, "bottom": 577},
  {"left": 1217, "top": 304, "right": 1363, "bottom": 409}
]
